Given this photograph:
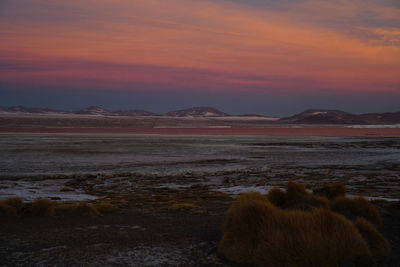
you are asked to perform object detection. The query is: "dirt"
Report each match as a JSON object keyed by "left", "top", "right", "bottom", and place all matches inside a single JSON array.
[
  {"left": 375, "top": 201, "right": 400, "bottom": 267},
  {"left": 0, "top": 193, "right": 231, "bottom": 266}
]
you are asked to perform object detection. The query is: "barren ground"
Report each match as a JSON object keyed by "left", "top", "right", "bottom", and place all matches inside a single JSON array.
[{"left": 0, "top": 134, "right": 399, "bottom": 266}]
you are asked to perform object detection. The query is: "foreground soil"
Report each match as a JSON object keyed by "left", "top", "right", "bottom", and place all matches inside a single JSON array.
[
  {"left": 1, "top": 193, "right": 399, "bottom": 266},
  {"left": 0, "top": 193, "right": 231, "bottom": 266}
]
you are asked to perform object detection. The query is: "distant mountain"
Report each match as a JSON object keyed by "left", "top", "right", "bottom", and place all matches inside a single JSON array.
[
  {"left": 113, "top": 109, "right": 156, "bottom": 116},
  {"left": 1, "top": 106, "right": 399, "bottom": 124},
  {"left": 2, "top": 106, "right": 68, "bottom": 114},
  {"left": 279, "top": 109, "right": 361, "bottom": 124},
  {"left": 358, "top": 112, "right": 400, "bottom": 124},
  {"left": 0, "top": 106, "right": 157, "bottom": 117},
  {"left": 76, "top": 106, "right": 157, "bottom": 116},
  {"left": 166, "top": 107, "right": 228, "bottom": 117},
  {"left": 75, "top": 106, "right": 112, "bottom": 116},
  {"left": 279, "top": 109, "right": 400, "bottom": 124},
  {"left": 238, "top": 114, "right": 273, "bottom": 118}
]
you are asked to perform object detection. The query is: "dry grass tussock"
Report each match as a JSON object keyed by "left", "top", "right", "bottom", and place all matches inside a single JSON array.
[
  {"left": 1, "top": 198, "right": 118, "bottom": 218},
  {"left": 93, "top": 201, "right": 120, "bottom": 213},
  {"left": 355, "top": 217, "right": 391, "bottom": 256},
  {"left": 331, "top": 196, "right": 382, "bottom": 225},
  {"left": 0, "top": 202, "right": 18, "bottom": 217},
  {"left": 55, "top": 203, "right": 79, "bottom": 212},
  {"left": 75, "top": 202, "right": 101, "bottom": 217},
  {"left": 220, "top": 181, "right": 390, "bottom": 266},
  {"left": 29, "top": 199, "right": 55, "bottom": 216},
  {"left": 313, "top": 181, "right": 346, "bottom": 200},
  {"left": 219, "top": 192, "right": 371, "bottom": 267},
  {"left": 3, "top": 197, "right": 25, "bottom": 211},
  {"left": 267, "top": 181, "right": 382, "bottom": 225},
  {"left": 0, "top": 197, "right": 25, "bottom": 217},
  {"left": 266, "top": 187, "right": 286, "bottom": 207},
  {"left": 283, "top": 180, "right": 329, "bottom": 210}
]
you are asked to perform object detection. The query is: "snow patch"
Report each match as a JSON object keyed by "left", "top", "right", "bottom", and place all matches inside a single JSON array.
[
  {"left": 215, "top": 116, "right": 279, "bottom": 121},
  {"left": 310, "top": 112, "right": 327, "bottom": 116},
  {"left": 0, "top": 179, "right": 98, "bottom": 201},
  {"left": 213, "top": 185, "right": 273, "bottom": 195},
  {"left": 347, "top": 124, "right": 400, "bottom": 128},
  {"left": 155, "top": 183, "right": 192, "bottom": 189},
  {"left": 346, "top": 194, "right": 399, "bottom": 202},
  {"left": 207, "top": 125, "right": 232, "bottom": 128}
]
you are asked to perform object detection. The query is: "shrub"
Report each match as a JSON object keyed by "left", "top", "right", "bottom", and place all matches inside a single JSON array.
[
  {"left": 75, "top": 202, "right": 101, "bottom": 217},
  {"left": 93, "top": 202, "right": 120, "bottom": 213},
  {"left": 218, "top": 192, "right": 371, "bottom": 267},
  {"left": 0, "top": 202, "right": 18, "bottom": 217},
  {"left": 285, "top": 180, "right": 329, "bottom": 210},
  {"left": 331, "top": 196, "right": 382, "bottom": 226},
  {"left": 219, "top": 192, "right": 270, "bottom": 264},
  {"left": 313, "top": 181, "right": 346, "bottom": 200},
  {"left": 55, "top": 203, "right": 79, "bottom": 212},
  {"left": 29, "top": 199, "right": 55, "bottom": 216},
  {"left": 267, "top": 187, "right": 286, "bottom": 207},
  {"left": 355, "top": 218, "right": 391, "bottom": 256},
  {"left": 3, "top": 197, "right": 25, "bottom": 212}
]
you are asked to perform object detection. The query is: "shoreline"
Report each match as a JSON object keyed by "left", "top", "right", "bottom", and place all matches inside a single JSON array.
[{"left": 1, "top": 127, "right": 400, "bottom": 137}]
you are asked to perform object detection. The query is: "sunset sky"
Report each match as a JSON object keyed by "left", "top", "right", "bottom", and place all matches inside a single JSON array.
[{"left": 1, "top": 0, "right": 399, "bottom": 116}]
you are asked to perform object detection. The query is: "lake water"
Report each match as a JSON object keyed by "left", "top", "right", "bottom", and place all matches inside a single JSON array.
[{"left": 1, "top": 134, "right": 399, "bottom": 177}]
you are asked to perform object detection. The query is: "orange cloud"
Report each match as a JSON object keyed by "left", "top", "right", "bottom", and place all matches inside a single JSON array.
[{"left": 0, "top": 0, "right": 399, "bottom": 94}]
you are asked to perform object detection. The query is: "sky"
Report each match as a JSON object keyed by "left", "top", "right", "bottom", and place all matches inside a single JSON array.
[{"left": 0, "top": 0, "right": 399, "bottom": 116}]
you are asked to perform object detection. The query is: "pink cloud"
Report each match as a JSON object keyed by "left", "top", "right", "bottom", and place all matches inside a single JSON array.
[{"left": 0, "top": 0, "right": 399, "bottom": 94}]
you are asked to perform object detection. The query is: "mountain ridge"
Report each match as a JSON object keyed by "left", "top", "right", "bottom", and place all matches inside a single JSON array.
[
  {"left": 165, "top": 106, "right": 228, "bottom": 117},
  {"left": 279, "top": 109, "right": 400, "bottom": 124},
  {"left": 1, "top": 106, "right": 399, "bottom": 124}
]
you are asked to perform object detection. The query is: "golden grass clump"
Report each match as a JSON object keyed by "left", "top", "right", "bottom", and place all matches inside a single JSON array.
[
  {"left": 29, "top": 199, "right": 55, "bottom": 216},
  {"left": 219, "top": 192, "right": 270, "bottom": 264},
  {"left": 219, "top": 192, "right": 371, "bottom": 267},
  {"left": 331, "top": 196, "right": 382, "bottom": 226},
  {"left": 75, "top": 202, "right": 101, "bottom": 217},
  {"left": 355, "top": 217, "right": 391, "bottom": 256},
  {"left": 313, "top": 181, "right": 346, "bottom": 200},
  {"left": 3, "top": 197, "right": 25, "bottom": 212},
  {"left": 55, "top": 203, "right": 79, "bottom": 212},
  {"left": 168, "top": 203, "right": 199, "bottom": 212},
  {"left": 266, "top": 187, "right": 286, "bottom": 207},
  {"left": 0, "top": 202, "right": 18, "bottom": 217},
  {"left": 111, "top": 199, "right": 128, "bottom": 207},
  {"left": 93, "top": 201, "right": 120, "bottom": 213},
  {"left": 285, "top": 180, "right": 329, "bottom": 210}
]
